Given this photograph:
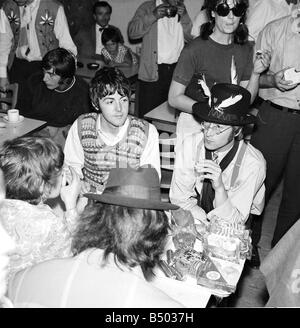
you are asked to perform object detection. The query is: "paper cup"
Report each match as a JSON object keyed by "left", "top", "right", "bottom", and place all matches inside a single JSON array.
[{"left": 7, "top": 109, "right": 19, "bottom": 123}]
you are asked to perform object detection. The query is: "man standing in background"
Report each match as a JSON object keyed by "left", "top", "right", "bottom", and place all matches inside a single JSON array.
[
  {"left": 128, "top": 0, "right": 192, "bottom": 118},
  {"left": 249, "top": 4, "right": 300, "bottom": 267},
  {"left": 74, "top": 1, "right": 123, "bottom": 59}
]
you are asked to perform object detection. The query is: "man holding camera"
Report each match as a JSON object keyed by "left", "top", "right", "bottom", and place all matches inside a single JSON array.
[{"left": 128, "top": 0, "right": 192, "bottom": 117}]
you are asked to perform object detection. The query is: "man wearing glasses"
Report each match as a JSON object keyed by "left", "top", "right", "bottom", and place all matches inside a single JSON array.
[{"left": 170, "top": 83, "right": 266, "bottom": 225}]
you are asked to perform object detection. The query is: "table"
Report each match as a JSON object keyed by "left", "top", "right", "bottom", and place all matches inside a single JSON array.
[
  {"left": 76, "top": 57, "right": 139, "bottom": 82},
  {"left": 144, "top": 101, "right": 178, "bottom": 133},
  {"left": 0, "top": 115, "right": 47, "bottom": 145},
  {"left": 151, "top": 231, "right": 245, "bottom": 308}
]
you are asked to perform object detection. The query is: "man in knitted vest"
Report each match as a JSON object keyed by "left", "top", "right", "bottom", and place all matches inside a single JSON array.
[
  {"left": 64, "top": 66, "right": 160, "bottom": 195},
  {"left": 0, "top": 0, "right": 77, "bottom": 113}
]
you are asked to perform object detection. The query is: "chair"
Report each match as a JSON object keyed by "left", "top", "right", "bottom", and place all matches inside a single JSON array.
[
  {"left": 159, "top": 132, "right": 176, "bottom": 202},
  {"left": 0, "top": 83, "right": 19, "bottom": 113}
]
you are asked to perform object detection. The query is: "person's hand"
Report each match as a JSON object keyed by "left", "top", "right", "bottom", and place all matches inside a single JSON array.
[
  {"left": 195, "top": 160, "right": 224, "bottom": 191},
  {"left": 60, "top": 166, "right": 81, "bottom": 210},
  {"left": 274, "top": 67, "right": 298, "bottom": 92},
  {"left": 153, "top": 4, "right": 168, "bottom": 19},
  {"left": 0, "top": 77, "right": 9, "bottom": 92},
  {"left": 253, "top": 50, "right": 271, "bottom": 75},
  {"left": 80, "top": 180, "right": 91, "bottom": 195}
]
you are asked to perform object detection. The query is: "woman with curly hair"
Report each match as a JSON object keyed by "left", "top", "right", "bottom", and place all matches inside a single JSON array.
[
  {"left": 168, "top": 0, "right": 270, "bottom": 144},
  {"left": 0, "top": 136, "right": 81, "bottom": 278},
  {"left": 8, "top": 167, "right": 183, "bottom": 308}
]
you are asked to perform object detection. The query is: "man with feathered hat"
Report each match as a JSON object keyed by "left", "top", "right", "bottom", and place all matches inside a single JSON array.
[{"left": 170, "top": 83, "right": 266, "bottom": 225}]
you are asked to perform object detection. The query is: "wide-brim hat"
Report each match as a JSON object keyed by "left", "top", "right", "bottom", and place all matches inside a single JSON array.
[
  {"left": 192, "top": 83, "right": 256, "bottom": 126},
  {"left": 85, "top": 167, "right": 179, "bottom": 211}
]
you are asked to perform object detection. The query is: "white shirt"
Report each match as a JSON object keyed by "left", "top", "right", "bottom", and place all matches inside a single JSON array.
[
  {"left": 246, "top": 0, "right": 292, "bottom": 42},
  {"left": 95, "top": 24, "right": 106, "bottom": 55},
  {"left": 170, "top": 133, "right": 266, "bottom": 224},
  {"left": 0, "top": 9, "right": 13, "bottom": 78},
  {"left": 0, "top": 0, "right": 77, "bottom": 78},
  {"left": 156, "top": 0, "right": 184, "bottom": 64},
  {"left": 257, "top": 15, "right": 300, "bottom": 109},
  {"left": 64, "top": 115, "right": 161, "bottom": 182}
]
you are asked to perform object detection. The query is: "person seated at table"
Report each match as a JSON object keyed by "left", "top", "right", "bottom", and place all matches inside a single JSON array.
[
  {"left": 74, "top": 1, "right": 123, "bottom": 60},
  {"left": 21, "top": 47, "right": 91, "bottom": 148},
  {"left": 7, "top": 167, "right": 183, "bottom": 308},
  {"left": 64, "top": 66, "right": 160, "bottom": 195},
  {"left": 100, "top": 27, "right": 139, "bottom": 69},
  {"left": 0, "top": 136, "right": 81, "bottom": 278},
  {"left": 170, "top": 83, "right": 266, "bottom": 225},
  {"left": 0, "top": 169, "right": 16, "bottom": 308}
]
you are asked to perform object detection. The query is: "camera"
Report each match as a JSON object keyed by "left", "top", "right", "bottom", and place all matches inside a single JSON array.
[{"left": 165, "top": 5, "right": 178, "bottom": 18}]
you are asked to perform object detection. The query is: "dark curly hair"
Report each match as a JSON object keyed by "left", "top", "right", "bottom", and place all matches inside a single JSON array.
[
  {"left": 72, "top": 202, "right": 170, "bottom": 281},
  {"left": 42, "top": 47, "right": 76, "bottom": 85},
  {"left": 0, "top": 137, "right": 64, "bottom": 205},
  {"left": 200, "top": 0, "right": 249, "bottom": 45},
  {"left": 101, "top": 26, "right": 123, "bottom": 45},
  {"left": 89, "top": 66, "right": 131, "bottom": 111}
]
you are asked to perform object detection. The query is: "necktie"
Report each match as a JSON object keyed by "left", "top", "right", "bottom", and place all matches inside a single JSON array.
[
  {"left": 17, "top": 5, "right": 30, "bottom": 57},
  {"left": 99, "top": 27, "right": 105, "bottom": 32},
  {"left": 198, "top": 141, "right": 239, "bottom": 213}
]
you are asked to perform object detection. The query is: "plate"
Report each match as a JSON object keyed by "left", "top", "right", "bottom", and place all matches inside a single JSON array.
[{"left": 3, "top": 115, "right": 24, "bottom": 124}]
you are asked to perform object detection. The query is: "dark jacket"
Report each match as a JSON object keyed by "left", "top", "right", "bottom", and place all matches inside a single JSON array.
[{"left": 74, "top": 23, "right": 123, "bottom": 59}]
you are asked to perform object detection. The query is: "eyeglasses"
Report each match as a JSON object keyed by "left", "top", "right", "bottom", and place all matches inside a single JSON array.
[
  {"left": 215, "top": 1, "right": 247, "bottom": 17},
  {"left": 201, "top": 122, "right": 232, "bottom": 135},
  {"left": 42, "top": 68, "right": 58, "bottom": 78}
]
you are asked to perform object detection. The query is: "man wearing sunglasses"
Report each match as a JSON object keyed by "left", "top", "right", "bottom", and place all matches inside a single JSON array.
[
  {"left": 169, "top": 0, "right": 270, "bottom": 147},
  {"left": 170, "top": 83, "right": 266, "bottom": 226}
]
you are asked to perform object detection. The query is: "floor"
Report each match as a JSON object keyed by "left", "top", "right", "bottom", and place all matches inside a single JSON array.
[{"left": 214, "top": 182, "right": 283, "bottom": 308}]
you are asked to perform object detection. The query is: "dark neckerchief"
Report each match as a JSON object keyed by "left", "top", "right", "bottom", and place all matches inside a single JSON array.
[{"left": 198, "top": 140, "right": 240, "bottom": 213}]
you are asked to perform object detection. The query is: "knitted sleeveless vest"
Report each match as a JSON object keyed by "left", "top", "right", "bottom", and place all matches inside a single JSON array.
[
  {"left": 78, "top": 113, "right": 149, "bottom": 193},
  {"left": 3, "top": 0, "right": 59, "bottom": 68}
]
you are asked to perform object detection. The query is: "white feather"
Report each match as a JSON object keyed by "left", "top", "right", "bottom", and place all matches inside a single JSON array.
[
  {"left": 197, "top": 78, "right": 211, "bottom": 106},
  {"left": 216, "top": 95, "right": 242, "bottom": 110},
  {"left": 231, "top": 55, "right": 238, "bottom": 85}
]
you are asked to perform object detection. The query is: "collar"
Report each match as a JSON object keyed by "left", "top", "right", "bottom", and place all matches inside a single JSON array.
[
  {"left": 54, "top": 77, "right": 76, "bottom": 93},
  {"left": 96, "top": 24, "right": 109, "bottom": 31},
  {"left": 213, "top": 139, "right": 236, "bottom": 163},
  {"left": 97, "top": 115, "right": 130, "bottom": 146}
]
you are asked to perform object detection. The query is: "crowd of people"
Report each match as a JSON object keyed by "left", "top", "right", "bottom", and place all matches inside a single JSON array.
[{"left": 0, "top": 0, "right": 300, "bottom": 308}]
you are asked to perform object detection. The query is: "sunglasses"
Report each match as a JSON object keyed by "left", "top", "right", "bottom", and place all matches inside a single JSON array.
[{"left": 215, "top": 1, "right": 247, "bottom": 17}]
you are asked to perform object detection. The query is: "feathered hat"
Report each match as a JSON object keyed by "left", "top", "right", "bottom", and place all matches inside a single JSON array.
[{"left": 192, "top": 82, "right": 256, "bottom": 126}]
